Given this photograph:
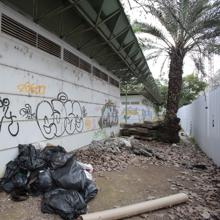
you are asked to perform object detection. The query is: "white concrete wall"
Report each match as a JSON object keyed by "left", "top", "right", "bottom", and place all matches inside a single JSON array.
[
  {"left": 178, "top": 87, "right": 220, "bottom": 167},
  {"left": 0, "top": 4, "right": 120, "bottom": 176},
  {"left": 120, "top": 95, "right": 157, "bottom": 124}
]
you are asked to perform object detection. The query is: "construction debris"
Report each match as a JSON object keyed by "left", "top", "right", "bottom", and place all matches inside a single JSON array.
[{"left": 75, "top": 137, "right": 220, "bottom": 219}]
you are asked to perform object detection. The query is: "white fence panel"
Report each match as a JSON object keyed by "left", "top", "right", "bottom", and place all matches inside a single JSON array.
[{"left": 178, "top": 87, "right": 220, "bottom": 166}]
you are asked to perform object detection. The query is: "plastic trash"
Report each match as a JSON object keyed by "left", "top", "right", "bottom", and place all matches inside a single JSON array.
[
  {"left": 83, "top": 180, "right": 98, "bottom": 203},
  {"left": 17, "top": 144, "right": 46, "bottom": 171},
  {"left": 77, "top": 162, "right": 94, "bottom": 180},
  {"left": 1, "top": 143, "right": 97, "bottom": 218},
  {"left": 51, "top": 157, "right": 87, "bottom": 191},
  {"left": 29, "top": 169, "right": 53, "bottom": 195},
  {"left": 41, "top": 146, "right": 72, "bottom": 169},
  {"left": 1, "top": 160, "right": 28, "bottom": 193},
  {"left": 41, "top": 188, "right": 87, "bottom": 220},
  {"left": 10, "top": 188, "right": 29, "bottom": 201},
  {"left": 38, "top": 169, "right": 53, "bottom": 191}
]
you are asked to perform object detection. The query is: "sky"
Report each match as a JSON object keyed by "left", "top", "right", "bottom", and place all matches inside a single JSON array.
[{"left": 121, "top": 0, "right": 220, "bottom": 81}]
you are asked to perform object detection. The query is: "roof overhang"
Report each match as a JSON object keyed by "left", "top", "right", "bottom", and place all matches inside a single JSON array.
[{"left": 0, "top": 0, "right": 161, "bottom": 103}]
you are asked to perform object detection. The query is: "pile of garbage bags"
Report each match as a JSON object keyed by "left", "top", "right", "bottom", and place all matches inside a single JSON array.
[{"left": 0, "top": 144, "right": 98, "bottom": 220}]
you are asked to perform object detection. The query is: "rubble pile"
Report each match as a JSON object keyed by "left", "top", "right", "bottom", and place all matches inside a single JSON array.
[
  {"left": 0, "top": 144, "right": 98, "bottom": 220},
  {"left": 75, "top": 137, "right": 160, "bottom": 173},
  {"left": 75, "top": 137, "right": 220, "bottom": 219}
]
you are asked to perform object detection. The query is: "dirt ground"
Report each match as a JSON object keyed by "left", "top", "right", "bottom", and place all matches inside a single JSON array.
[{"left": 0, "top": 136, "right": 220, "bottom": 220}]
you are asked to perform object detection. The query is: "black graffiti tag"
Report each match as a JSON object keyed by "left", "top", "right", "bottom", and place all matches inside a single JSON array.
[
  {"left": 19, "top": 104, "right": 36, "bottom": 119},
  {"left": 36, "top": 92, "right": 85, "bottom": 139},
  {"left": 0, "top": 97, "right": 19, "bottom": 136},
  {"left": 98, "top": 100, "right": 119, "bottom": 129}
]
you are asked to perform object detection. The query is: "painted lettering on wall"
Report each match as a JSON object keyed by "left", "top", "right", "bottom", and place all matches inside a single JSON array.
[
  {"left": 17, "top": 82, "right": 46, "bottom": 95},
  {"left": 0, "top": 97, "right": 19, "bottom": 136},
  {"left": 35, "top": 92, "right": 86, "bottom": 139},
  {"left": 98, "top": 100, "right": 118, "bottom": 129},
  {"left": 19, "top": 104, "right": 36, "bottom": 119},
  {"left": 0, "top": 92, "right": 88, "bottom": 140},
  {"left": 84, "top": 117, "right": 93, "bottom": 130},
  {"left": 120, "top": 105, "right": 153, "bottom": 123}
]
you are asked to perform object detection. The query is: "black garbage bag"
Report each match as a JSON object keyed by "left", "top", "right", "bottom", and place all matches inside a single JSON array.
[
  {"left": 29, "top": 169, "right": 53, "bottom": 196},
  {"left": 1, "top": 160, "right": 19, "bottom": 192},
  {"left": 1, "top": 160, "right": 29, "bottom": 201},
  {"left": 83, "top": 180, "right": 98, "bottom": 203},
  {"left": 17, "top": 144, "right": 46, "bottom": 171},
  {"left": 1, "top": 160, "right": 28, "bottom": 193},
  {"left": 38, "top": 169, "right": 53, "bottom": 191},
  {"left": 41, "top": 188, "right": 87, "bottom": 220},
  {"left": 11, "top": 171, "right": 28, "bottom": 189},
  {"left": 41, "top": 146, "right": 72, "bottom": 169},
  {"left": 51, "top": 157, "right": 87, "bottom": 191},
  {"left": 10, "top": 188, "right": 29, "bottom": 201}
]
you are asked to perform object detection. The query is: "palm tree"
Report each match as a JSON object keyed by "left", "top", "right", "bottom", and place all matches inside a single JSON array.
[{"left": 130, "top": 0, "right": 220, "bottom": 142}]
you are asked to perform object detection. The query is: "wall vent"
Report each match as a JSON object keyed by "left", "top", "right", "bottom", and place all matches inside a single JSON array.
[
  {"left": 1, "top": 14, "right": 37, "bottom": 47},
  {"left": 37, "top": 34, "right": 61, "bottom": 58},
  {"left": 1, "top": 14, "right": 118, "bottom": 85},
  {"left": 93, "top": 67, "right": 101, "bottom": 78},
  {"left": 109, "top": 77, "right": 120, "bottom": 88},
  {"left": 64, "top": 49, "right": 79, "bottom": 67},
  {"left": 100, "top": 71, "right": 108, "bottom": 82},
  {"left": 79, "top": 58, "right": 91, "bottom": 73},
  {"left": 93, "top": 67, "right": 108, "bottom": 82}
]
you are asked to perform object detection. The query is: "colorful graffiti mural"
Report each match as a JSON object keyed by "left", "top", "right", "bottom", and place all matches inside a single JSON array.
[
  {"left": 98, "top": 100, "right": 119, "bottom": 128},
  {"left": 120, "top": 105, "right": 154, "bottom": 123}
]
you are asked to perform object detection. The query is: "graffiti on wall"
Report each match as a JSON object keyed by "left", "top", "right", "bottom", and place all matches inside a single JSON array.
[
  {"left": 0, "top": 92, "right": 87, "bottom": 140},
  {"left": 121, "top": 105, "right": 153, "bottom": 123},
  {"left": 17, "top": 82, "right": 46, "bottom": 95},
  {"left": 35, "top": 92, "right": 87, "bottom": 139},
  {"left": 19, "top": 104, "right": 36, "bottom": 119},
  {"left": 84, "top": 117, "right": 98, "bottom": 131},
  {"left": 0, "top": 97, "right": 19, "bottom": 136},
  {"left": 98, "top": 100, "right": 118, "bottom": 129}
]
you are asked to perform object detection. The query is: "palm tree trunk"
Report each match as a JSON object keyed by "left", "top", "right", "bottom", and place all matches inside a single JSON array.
[
  {"left": 158, "top": 48, "right": 185, "bottom": 143},
  {"left": 166, "top": 48, "right": 184, "bottom": 121}
]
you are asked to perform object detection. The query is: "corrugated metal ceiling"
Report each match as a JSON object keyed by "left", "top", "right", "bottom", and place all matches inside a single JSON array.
[{"left": 0, "top": 0, "right": 161, "bottom": 103}]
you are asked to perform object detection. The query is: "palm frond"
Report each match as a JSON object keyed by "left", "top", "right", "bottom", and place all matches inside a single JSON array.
[{"left": 136, "top": 22, "right": 172, "bottom": 47}]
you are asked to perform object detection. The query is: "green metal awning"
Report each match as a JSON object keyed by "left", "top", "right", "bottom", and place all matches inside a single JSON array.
[{"left": 0, "top": 0, "right": 161, "bottom": 103}]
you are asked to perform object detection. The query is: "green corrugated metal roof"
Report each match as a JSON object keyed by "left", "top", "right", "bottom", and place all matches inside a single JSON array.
[{"left": 0, "top": 0, "right": 161, "bottom": 103}]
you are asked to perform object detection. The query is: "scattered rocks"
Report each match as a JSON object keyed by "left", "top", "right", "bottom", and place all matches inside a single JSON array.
[{"left": 75, "top": 136, "right": 220, "bottom": 220}]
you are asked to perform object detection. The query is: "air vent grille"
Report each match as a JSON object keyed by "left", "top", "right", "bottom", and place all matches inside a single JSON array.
[
  {"left": 93, "top": 67, "right": 101, "bottom": 78},
  {"left": 1, "top": 14, "right": 118, "bottom": 86},
  {"left": 109, "top": 77, "right": 120, "bottom": 88},
  {"left": 79, "top": 58, "right": 91, "bottom": 73},
  {"left": 37, "top": 34, "right": 61, "bottom": 58},
  {"left": 93, "top": 67, "right": 109, "bottom": 82},
  {"left": 1, "top": 14, "right": 37, "bottom": 46},
  {"left": 64, "top": 49, "right": 79, "bottom": 67},
  {"left": 100, "top": 71, "right": 108, "bottom": 82}
]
